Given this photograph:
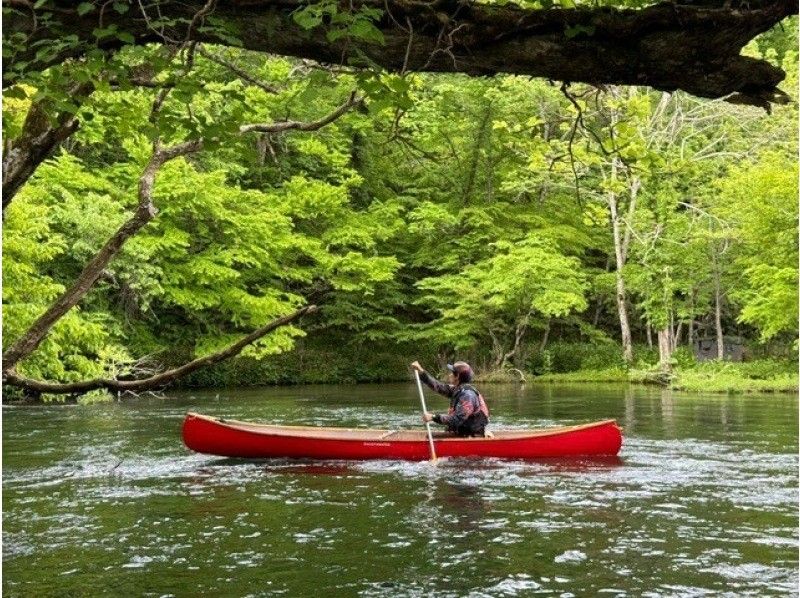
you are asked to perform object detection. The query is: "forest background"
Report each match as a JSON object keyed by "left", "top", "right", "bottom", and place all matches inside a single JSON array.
[{"left": 3, "top": 6, "right": 798, "bottom": 401}]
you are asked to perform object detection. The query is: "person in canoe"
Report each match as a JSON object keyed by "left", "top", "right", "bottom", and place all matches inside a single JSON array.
[{"left": 410, "top": 360, "right": 490, "bottom": 437}]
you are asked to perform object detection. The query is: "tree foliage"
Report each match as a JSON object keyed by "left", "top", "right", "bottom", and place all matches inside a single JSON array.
[{"left": 1, "top": 15, "right": 797, "bottom": 395}]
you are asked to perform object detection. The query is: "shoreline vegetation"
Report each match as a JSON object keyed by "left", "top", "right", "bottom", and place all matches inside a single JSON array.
[
  {"left": 4, "top": 358, "right": 796, "bottom": 404},
  {"left": 170, "top": 348, "right": 797, "bottom": 396},
  {"left": 493, "top": 363, "right": 798, "bottom": 394}
]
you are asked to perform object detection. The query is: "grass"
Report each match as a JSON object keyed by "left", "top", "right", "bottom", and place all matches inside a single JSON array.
[
  {"left": 533, "top": 368, "right": 630, "bottom": 383},
  {"left": 668, "top": 360, "right": 798, "bottom": 393},
  {"left": 517, "top": 359, "right": 798, "bottom": 394}
]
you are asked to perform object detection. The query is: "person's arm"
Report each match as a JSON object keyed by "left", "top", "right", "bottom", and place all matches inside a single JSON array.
[
  {"left": 411, "top": 361, "right": 455, "bottom": 398},
  {"left": 434, "top": 390, "right": 477, "bottom": 428}
]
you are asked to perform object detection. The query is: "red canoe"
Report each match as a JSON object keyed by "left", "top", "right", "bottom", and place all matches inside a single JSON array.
[{"left": 182, "top": 412, "right": 623, "bottom": 460}]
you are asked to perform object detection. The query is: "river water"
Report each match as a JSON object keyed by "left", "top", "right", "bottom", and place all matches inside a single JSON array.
[{"left": 3, "top": 383, "right": 798, "bottom": 596}]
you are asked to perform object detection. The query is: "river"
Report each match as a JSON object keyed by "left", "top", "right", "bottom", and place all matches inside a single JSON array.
[{"left": 3, "top": 383, "right": 798, "bottom": 596}]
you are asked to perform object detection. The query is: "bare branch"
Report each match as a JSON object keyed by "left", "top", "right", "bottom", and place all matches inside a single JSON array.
[
  {"left": 239, "top": 91, "right": 363, "bottom": 134},
  {"left": 4, "top": 306, "right": 318, "bottom": 395},
  {"left": 195, "top": 45, "right": 280, "bottom": 94}
]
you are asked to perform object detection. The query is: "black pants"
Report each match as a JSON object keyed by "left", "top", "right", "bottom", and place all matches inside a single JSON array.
[{"left": 453, "top": 412, "right": 489, "bottom": 437}]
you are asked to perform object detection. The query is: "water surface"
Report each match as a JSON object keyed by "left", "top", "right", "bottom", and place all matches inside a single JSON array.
[{"left": 3, "top": 383, "right": 798, "bottom": 596}]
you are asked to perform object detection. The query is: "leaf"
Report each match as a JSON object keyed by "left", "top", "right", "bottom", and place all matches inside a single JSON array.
[
  {"left": 293, "top": 6, "right": 324, "bottom": 30},
  {"left": 92, "top": 25, "right": 118, "bottom": 39},
  {"left": 77, "top": 2, "right": 94, "bottom": 15},
  {"left": 4, "top": 86, "right": 28, "bottom": 100},
  {"left": 116, "top": 31, "right": 135, "bottom": 44},
  {"left": 349, "top": 19, "right": 384, "bottom": 44}
]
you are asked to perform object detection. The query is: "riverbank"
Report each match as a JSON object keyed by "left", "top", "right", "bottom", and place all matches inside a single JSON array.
[
  {"left": 528, "top": 359, "right": 798, "bottom": 394},
  {"left": 6, "top": 350, "right": 795, "bottom": 404}
]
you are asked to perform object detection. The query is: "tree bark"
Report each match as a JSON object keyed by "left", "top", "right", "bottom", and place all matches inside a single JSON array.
[
  {"left": 502, "top": 312, "right": 531, "bottom": 368},
  {"left": 4, "top": 306, "right": 317, "bottom": 394},
  {"left": 4, "top": 1, "right": 796, "bottom": 108},
  {"left": 463, "top": 102, "right": 492, "bottom": 203},
  {"left": 489, "top": 329, "right": 506, "bottom": 369},
  {"left": 538, "top": 319, "right": 551, "bottom": 353},
  {"left": 672, "top": 320, "right": 683, "bottom": 352}
]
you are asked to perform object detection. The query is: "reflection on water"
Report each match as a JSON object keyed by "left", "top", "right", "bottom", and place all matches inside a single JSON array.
[{"left": 3, "top": 383, "right": 798, "bottom": 596}]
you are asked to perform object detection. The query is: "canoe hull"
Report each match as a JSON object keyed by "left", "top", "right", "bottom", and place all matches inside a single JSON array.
[{"left": 182, "top": 413, "right": 623, "bottom": 460}]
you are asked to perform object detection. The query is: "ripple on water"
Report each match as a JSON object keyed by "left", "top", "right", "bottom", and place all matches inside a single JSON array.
[
  {"left": 480, "top": 574, "right": 542, "bottom": 595},
  {"left": 2, "top": 389, "right": 797, "bottom": 597}
]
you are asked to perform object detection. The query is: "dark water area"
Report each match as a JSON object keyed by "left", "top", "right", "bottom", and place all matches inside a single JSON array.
[{"left": 3, "top": 383, "right": 798, "bottom": 596}]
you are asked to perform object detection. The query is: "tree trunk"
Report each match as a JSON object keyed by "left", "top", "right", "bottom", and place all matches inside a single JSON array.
[
  {"left": 658, "top": 326, "right": 673, "bottom": 373},
  {"left": 538, "top": 319, "right": 551, "bottom": 353},
  {"left": 714, "top": 264, "right": 725, "bottom": 360},
  {"left": 500, "top": 312, "right": 531, "bottom": 368},
  {"left": 672, "top": 321, "right": 683, "bottom": 352},
  {"left": 488, "top": 329, "right": 506, "bottom": 369},
  {"left": 463, "top": 103, "right": 492, "bottom": 204},
  {"left": 593, "top": 255, "right": 613, "bottom": 327},
  {"left": 4, "top": 1, "right": 795, "bottom": 108},
  {"left": 608, "top": 157, "right": 633, "bottom": 364},
  {"left": 646, "top": 323, "right": 653, "bottom": 349}
]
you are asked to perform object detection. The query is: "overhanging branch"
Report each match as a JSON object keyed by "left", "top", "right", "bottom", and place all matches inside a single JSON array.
[
  {"left": 3, "top": 0, "right": 796, "bottom": 107},
  {"left": 1, "top": 138, "right": 204, "bottom": 371}
]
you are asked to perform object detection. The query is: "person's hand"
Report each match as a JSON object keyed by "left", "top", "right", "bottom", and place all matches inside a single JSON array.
[
  {"left": 422, "top": 412, "right": 434, "bottom": 423},
  {"left": 410, "top": 361, "right": 423, "bottom": 372}
]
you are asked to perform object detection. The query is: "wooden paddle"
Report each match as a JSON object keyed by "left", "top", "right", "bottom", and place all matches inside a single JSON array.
[{"left": 414, "top": 369, "right": 438, "bottom": 463}]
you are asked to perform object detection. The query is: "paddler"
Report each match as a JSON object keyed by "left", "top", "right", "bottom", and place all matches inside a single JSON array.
[{"left": 410, "top": 360, "right": 490, "bottom": 437}]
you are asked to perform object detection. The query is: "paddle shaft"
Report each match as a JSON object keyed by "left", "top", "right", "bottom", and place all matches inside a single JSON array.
[{"left": 414, "top": 370, "right": 437, "bottom": 462}]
